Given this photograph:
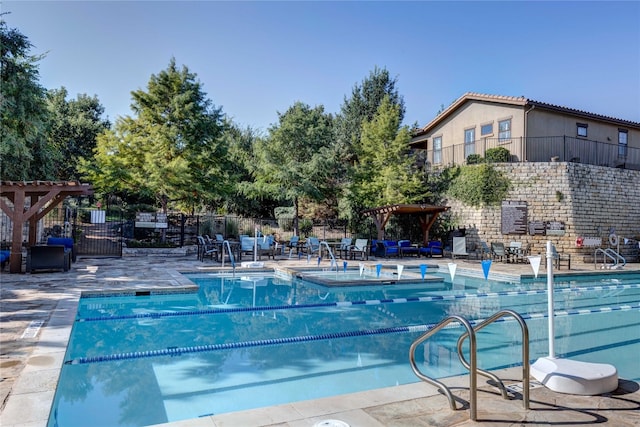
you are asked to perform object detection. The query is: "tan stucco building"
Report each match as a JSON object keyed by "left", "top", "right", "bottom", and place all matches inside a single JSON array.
[{"left": 410, "top": 93, "right": 640, "bottom": 170}]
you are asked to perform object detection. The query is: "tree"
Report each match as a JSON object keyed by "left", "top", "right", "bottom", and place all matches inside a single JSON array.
[
  {"left": 82, "top": 59, "right": 229, "bottom": 214},
  {"left": 348, "top": 96, "right": 426, "bottom": 215},
  {"left": 333, "top": 67, "right": 406, "bottom": 230},
  {"left": 46, "top": 87, "right": 110, "bottom": 180},
  {"left": 0, "top": 18, "right": 54, "bottom": 180},
  {"left": 247, "top": 102, "right": 336, "bottom": 235}
]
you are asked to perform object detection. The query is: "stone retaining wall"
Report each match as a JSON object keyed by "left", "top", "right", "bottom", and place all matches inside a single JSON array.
[{"left": 447, "top": 162, "right": 640, "bottom": 260}]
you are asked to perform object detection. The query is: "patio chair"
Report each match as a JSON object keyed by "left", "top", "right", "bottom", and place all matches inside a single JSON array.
[
  {"left": 452, "top": 236, "right": 469, "bottom": 259},
  {"left": 512, "top": 243, "right": 532, "bottom": 263},
  {"left": 490, "top": 242, "right": 508, "bottom": 262},
  {"left": 375, "top": 240, "right": 400, "bottom": 258},
  {"left": 419, "top": 241, "right": 443, "bottom": 257},
  {"left": 256, "top": 235, "right": 275, "bottom": 260},
  {"left": 337, "top": 238, "right": 352, "bottom": 259},
  {"left": 26, "top": 245, "right": 70, "bottom": 273},
  {"left": 349, "top": 239, "right": 369, "bottom": 260},
  {"left": 197, "top": 235, "right": 218, "bottom": 262},
  {"left": 398, "top": 240, "right": 419, "bottom": 257},
  {"left": 305, "top": 237, "right": 321, "bottom": 256},
  {"left": 480, "top": 241, "right": 491, "bottom": 260},
  {"left": 287, "top": 235, "right": 300, "bottom": 258},
  {"left": 551, "top": 244, "right": 571, "bottom": 270}
]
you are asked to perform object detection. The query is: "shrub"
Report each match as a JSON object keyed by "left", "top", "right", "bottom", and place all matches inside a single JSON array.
[
  {"left": 485, "top": 147, "right": 510, "bottom": 163},
  {"left": 466, "top": 154, "right": 484, "bottom": 164},
  {"left": 447, "top": 164, "right": 510, "bottom": 207},
  {"left": 299, "top": 219, "right": 313, "bottom": 237}
]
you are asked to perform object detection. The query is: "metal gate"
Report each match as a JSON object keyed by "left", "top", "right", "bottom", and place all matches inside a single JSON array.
[{"left": 73, "top": 208, "right": 123, "bottom": 257}]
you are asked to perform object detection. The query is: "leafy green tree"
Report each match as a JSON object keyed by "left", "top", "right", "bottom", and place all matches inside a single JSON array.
[
  {"left": 46, "top": 87, "right": 110, "bottom": 180},
  {"left": 0, "top": 18, "right": 54, "bottom": 180},
  {"left": 82, "top": 59, "right": 229, "bottom": 214},
  {"left": 349, "top": 96, "right": 425, "bottom": 211},
  {"left": 247, "top": 102, "right": 335, "bottom": 235},
  {"left": 221, "top": 122, "right": 278, "bottom": 217}
]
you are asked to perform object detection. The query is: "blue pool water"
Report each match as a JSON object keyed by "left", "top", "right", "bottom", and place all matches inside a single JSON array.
[{"left": 49, "top": 270, "right": 640, "bottom": 427}]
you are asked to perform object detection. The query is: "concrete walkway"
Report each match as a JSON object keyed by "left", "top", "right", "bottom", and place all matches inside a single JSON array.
[{"left": 1, "top": 253, "right": 639, "bottom": 426}]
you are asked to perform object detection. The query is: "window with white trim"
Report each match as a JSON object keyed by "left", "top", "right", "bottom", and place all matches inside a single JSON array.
[
  {"left": 433, "top": 136, "right": 442, "bottom": 164},
  {"left": 618, "top": 129, "right": 628, "bottom": 157},
  {"left": 464, "top": 128, "right": 475, "bottom": 157},
  {"left": 498, "top": 119, "right": 511, "bottom": 141}
]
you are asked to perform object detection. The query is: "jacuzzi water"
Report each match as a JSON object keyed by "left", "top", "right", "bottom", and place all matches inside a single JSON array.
[{"left": 48, "top": 270, "right": 640, "bottom": 427}]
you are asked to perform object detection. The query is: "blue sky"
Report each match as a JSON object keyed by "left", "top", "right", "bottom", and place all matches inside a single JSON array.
[{"left": 4, "top": 1, "right": 640, "bottom": 132}]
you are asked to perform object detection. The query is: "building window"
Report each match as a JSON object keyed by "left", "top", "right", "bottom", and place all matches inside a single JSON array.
[
  {"left": 577, "top": 123, "right": 588, "bottom": 137},
  {"left": 619, "top": 129, "right": 628, "bottom": 157},
  {"left": 433, "top": 136, "right": 442, "bottom": 164},
  {"left": 481, "top": 123, "right": 493, "bottom": 136},
  {"left": 464, "top": 128, "right": 475, "bottom": 158},
  {"left": 498, "top": 119, "right": 511, "bottom": 141}
]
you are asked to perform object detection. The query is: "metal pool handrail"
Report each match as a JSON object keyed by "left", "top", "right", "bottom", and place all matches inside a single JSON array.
[
  {"left": 456, "top": 309, "right": 530, "bottom": 409},
  {"left": 409, "top": 315, "right": 478, "bottom": 420}
]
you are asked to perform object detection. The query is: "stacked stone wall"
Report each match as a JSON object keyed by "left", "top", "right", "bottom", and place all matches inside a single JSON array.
[{"left": 447, "top": 162, "right": 640, "bottom": 261}]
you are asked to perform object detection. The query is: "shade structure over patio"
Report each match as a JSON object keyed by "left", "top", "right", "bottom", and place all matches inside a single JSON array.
[
  {"left": 362, "top": 203, "right": 450, "bottom": 246},
  {"left": 0, "top": 181, "right": 93, "bottom": 273}
]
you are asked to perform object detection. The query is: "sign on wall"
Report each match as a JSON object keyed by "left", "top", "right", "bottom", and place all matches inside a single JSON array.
[
  {"left": 501, "top": 200, "right": 528, "bottom": 235},
  {"left": 528, "top": 220, "right": 546, "bottom": 235},
  {"left": 545, "top": 221, "right": 566, "bottom": 236}
]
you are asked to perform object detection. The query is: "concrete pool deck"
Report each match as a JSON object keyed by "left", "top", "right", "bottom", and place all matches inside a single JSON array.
[{"left": 1, "top": 253, "right": 639, "bottom": 426}]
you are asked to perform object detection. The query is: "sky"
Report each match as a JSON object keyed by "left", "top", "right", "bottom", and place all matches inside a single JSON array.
[{"left": 3, "top": 1, "right": 640, "bottom": 132}]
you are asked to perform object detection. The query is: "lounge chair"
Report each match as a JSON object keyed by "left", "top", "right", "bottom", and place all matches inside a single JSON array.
[
  {"left": 349, "top": 239, "right": 369, "bottom": 260},
  {"left": 398, "top": 240, "right": 419, "bottom": 257},
  {"left": 419, "top": 241, "right": 443, "bottom": 257},
  {"left": 452, "top": 236, "right": 469, "bottom": 259},
  {"left": 512, "top": 243, "right": 532, "bottom": 263},
  {"left": 551, "top": 244, "right": 571, "bottom": 269},
  {"left": 480, "top": 241, "right": 491, "bottom": 259}
]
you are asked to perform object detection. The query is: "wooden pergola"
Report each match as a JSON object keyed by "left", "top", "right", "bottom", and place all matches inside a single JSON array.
[
  {"left": 0, "top": 181, "right": 93, "bottom": 273},
  {"left": 362, "top": 203, "right": 450, "bottom": 245}
]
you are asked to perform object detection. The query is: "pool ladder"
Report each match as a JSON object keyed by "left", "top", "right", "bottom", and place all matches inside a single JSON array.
[
  {"left": 409, "top": 309, "right": 530, "bottom": 421},
  {"left": 221, "top": 240, "right": 237, "bottom": 276},
  {"left": 594, "top": 248, "right": 626, "bottom": 269}
]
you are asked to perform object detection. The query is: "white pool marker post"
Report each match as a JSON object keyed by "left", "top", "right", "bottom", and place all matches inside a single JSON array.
[
  {"left": 448, "top": 262, "right": 457, "bottom": 281},
  {"left": 530, "top": 240, "right": 618, "bottom": 395},
  {"left": 528, "top": 255, "right": 542, "bottom": 278},
  {"left": 359, "top": 263, "right": 365, "bottom": 277},
  {"left": 397, "top": 264, "right": 404, "bottom": 280},
  {"left": 241, "top": 226, "right": 265, "bottom": 268}
]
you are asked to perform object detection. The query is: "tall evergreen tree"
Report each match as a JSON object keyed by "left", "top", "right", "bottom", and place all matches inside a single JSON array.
[
  {"left": 0, "top": 18, "right": 54, "bottom": 180},
  {"left": 348, "top": 96, "right": 426, "bottom": 223},
  {"left": 82, "top": 58, "right": 229, "bottom": 213}
]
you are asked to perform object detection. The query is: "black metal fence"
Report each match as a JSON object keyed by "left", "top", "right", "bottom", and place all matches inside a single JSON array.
[{"left": 423, "top": 136, "right": 640, "bottom": 170}]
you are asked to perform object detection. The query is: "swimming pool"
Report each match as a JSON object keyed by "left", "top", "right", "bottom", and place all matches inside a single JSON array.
[{"left": 49, "top": 269, "right": 640, "bottom": 427}]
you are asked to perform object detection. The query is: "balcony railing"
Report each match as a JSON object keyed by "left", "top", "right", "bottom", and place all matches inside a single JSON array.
[{"left": 420, "top": 136, "right": 640, "bottom": 171}]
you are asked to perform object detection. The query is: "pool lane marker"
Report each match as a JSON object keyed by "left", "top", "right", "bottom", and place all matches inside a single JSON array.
[
  {"left": 77, "top": 282, "right": 640, "bottom": 323},
  {"left": 66, "top": 302, "right": 639, "bottom": 365}
]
